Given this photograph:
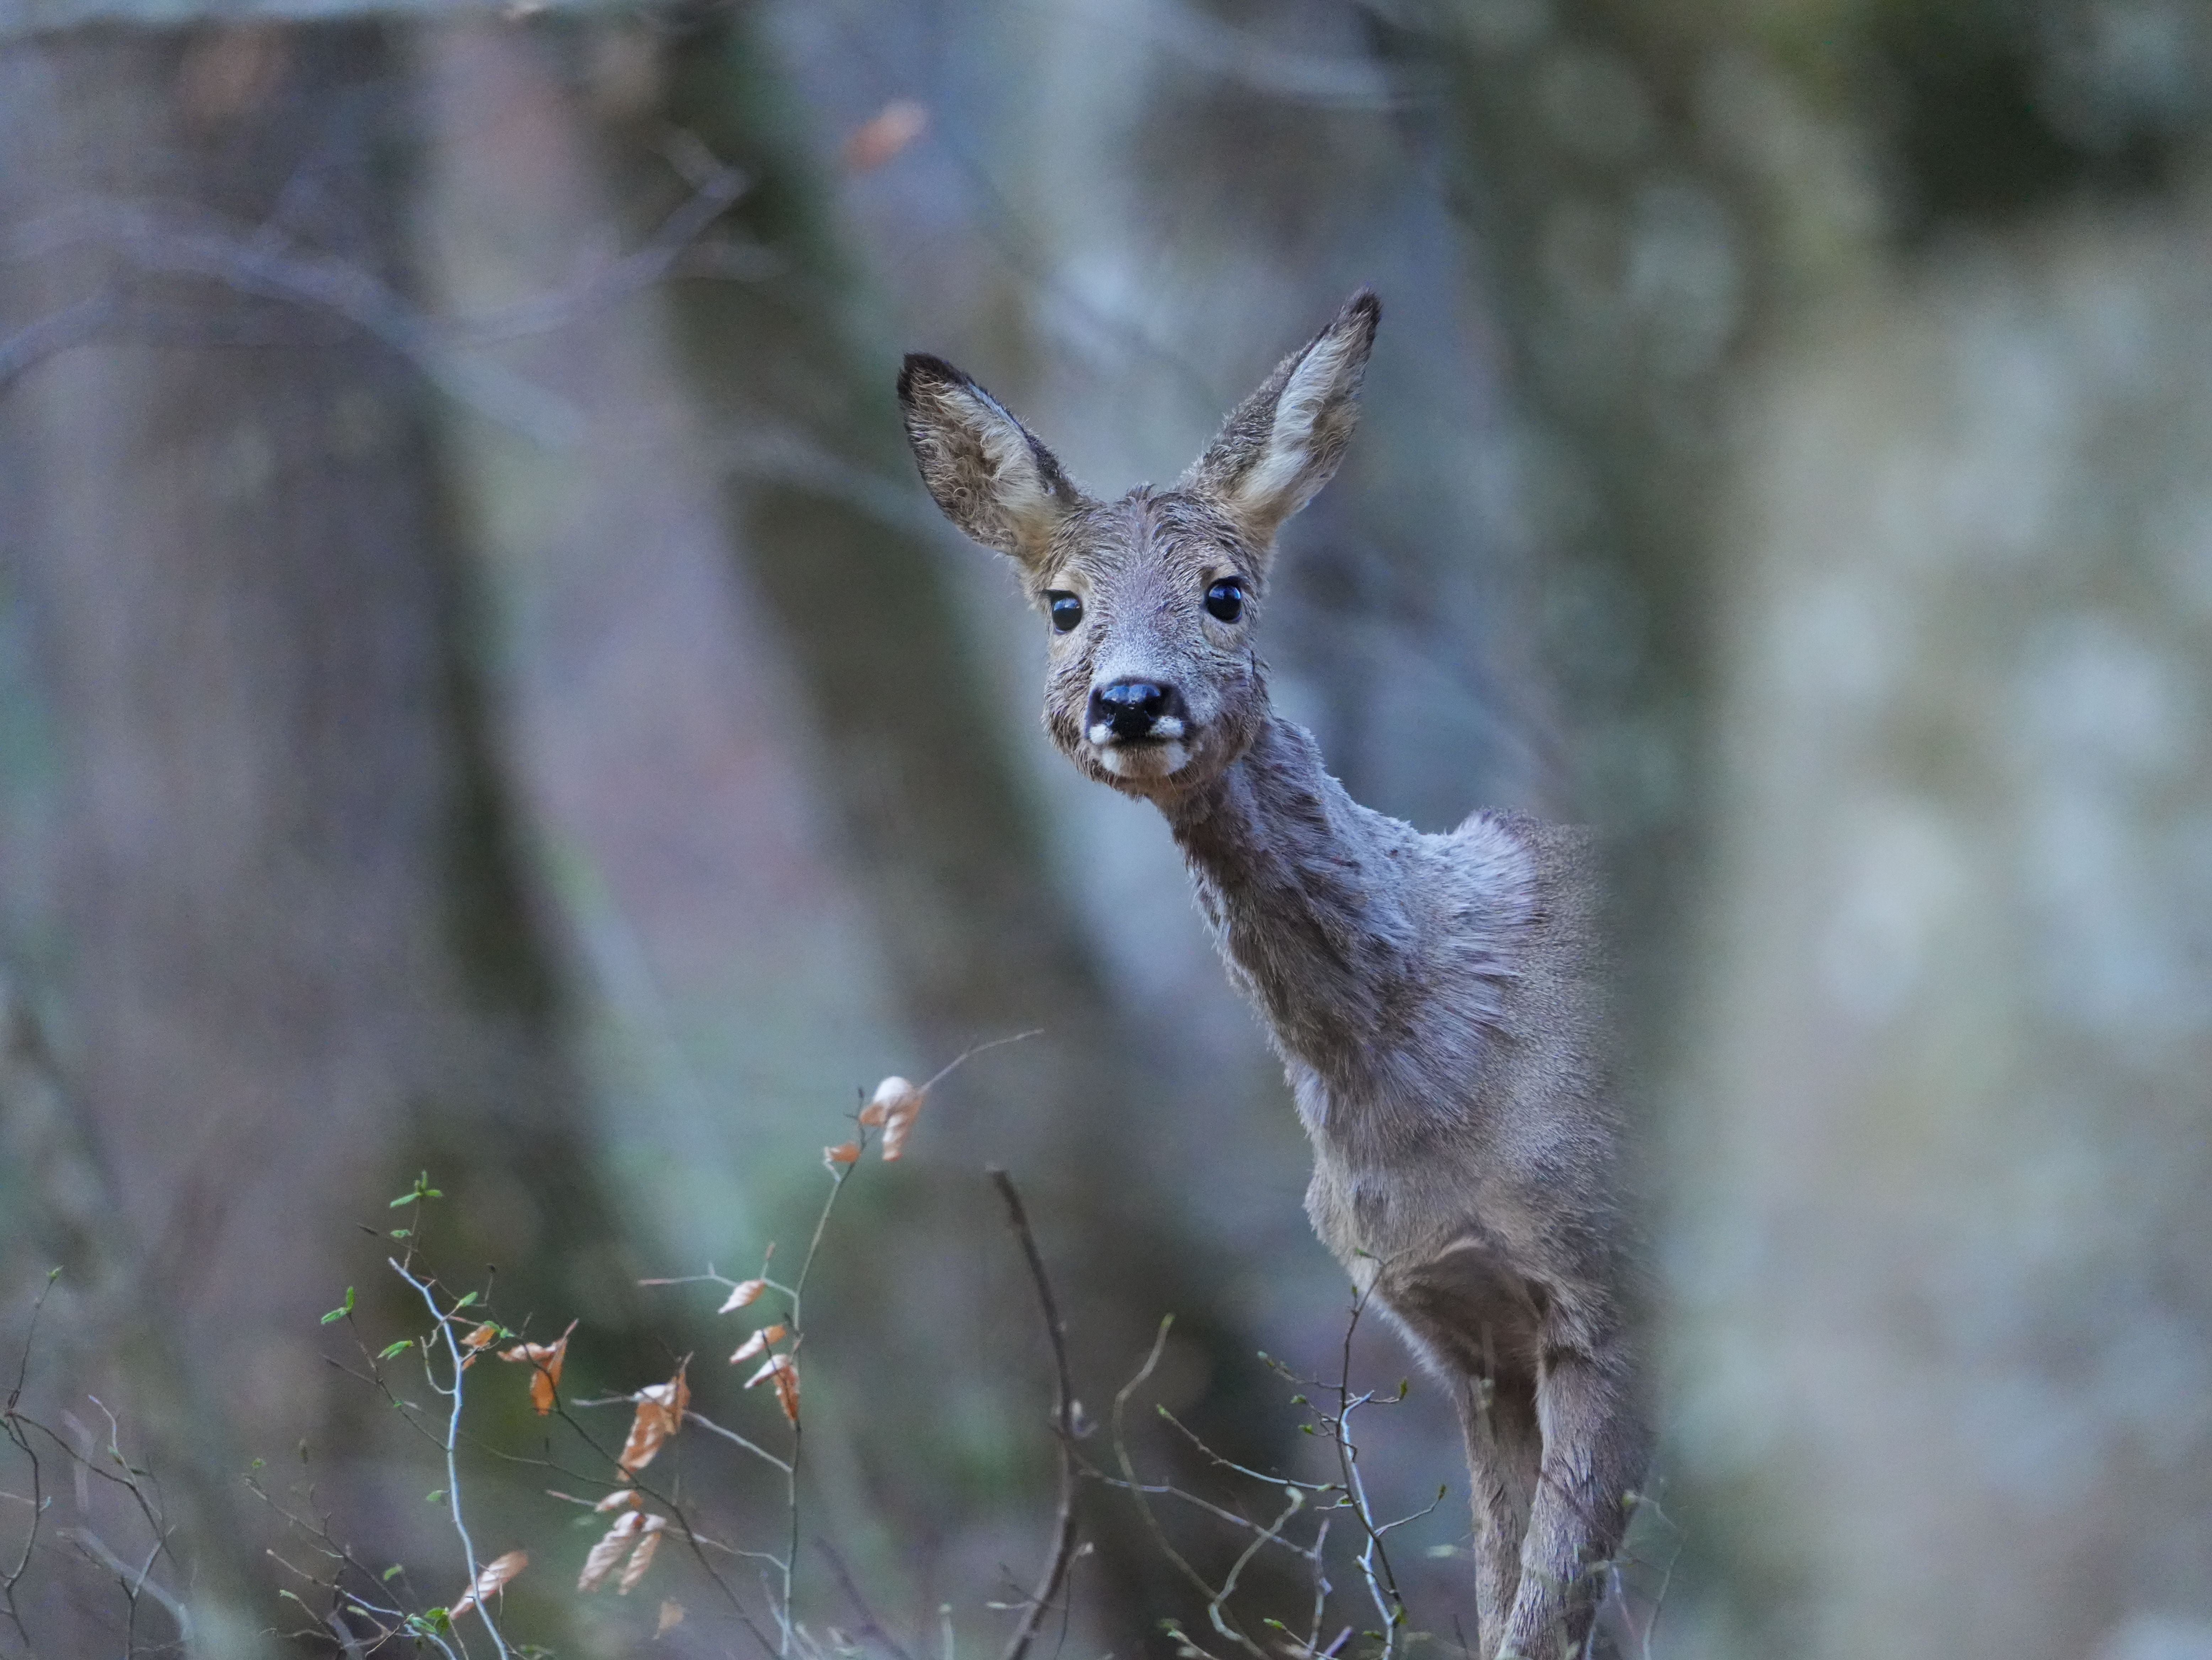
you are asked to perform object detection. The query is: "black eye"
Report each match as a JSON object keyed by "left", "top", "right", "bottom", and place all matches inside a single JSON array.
[
  {"left": 1047, "top": 591, "right": 1084, "bottom": 632},
  {"left": 1204, "top": 579, "right": 1245, "bottom": 623}
]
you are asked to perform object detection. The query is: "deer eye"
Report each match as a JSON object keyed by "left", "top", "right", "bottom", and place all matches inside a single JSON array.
[
  {"left": 1047, "top": 591, "right": 1084, "bottom": 632},
  {"left": 1204, "top": 579, "right": 1245, "bottom": 623}
]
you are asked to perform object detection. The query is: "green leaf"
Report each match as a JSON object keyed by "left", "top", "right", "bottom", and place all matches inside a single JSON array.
[
  {"left": 381, "top": 1564, "right": 404, "bottom": 1583},
  {"left": 453, "top": 1291, "right": 478, "bottom": 1310},
  {"left": 389, "top": 1228, "right": 410, "bottom": 1240},
  {"left": 378, "top": 1340, "right": 410, "bottom": 1360},
  {"left": 320, "top": 1287, "right": 356, "bottom": 1325},
  {"left": 425, "top": 1489, "right": 445, "bottom": 1504}
]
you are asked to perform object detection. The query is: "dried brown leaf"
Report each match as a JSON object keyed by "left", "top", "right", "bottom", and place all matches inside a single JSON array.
[
  {"left": 716, "top": 1278, "right": 767, "bottom": 1314},
  {"left": 578, "top": 1511, "right": 642, "bottom": 1593},
  {"left": 498, "top": 1319, "right": 576, "bottom": 1415},
  {"left": 823, "top": 1141, "right": 861, "bottom": 1169},
  {"left": 842, "top": 99, "right": 928, "bottom": 172},
  {"left": 772, "top": 1359, "right": 800, "bottom": 1423},
  {"left": 462, "top": 1322, "right": 500, "bottom": 1351},
  {"left": 726, "top": 1322, "right": 787, "bottom": 1366},
  {"left": 744, "top": 1352, "right": 800, "bottom": 1423},
  {"left": 450, "top": 1548, "right": 527, "bottom": 1617},
  {"left": 617, "top": 1362, "right": 689, "bottom": 1475},
  {"left": 618, "top": 1515, "right": 669, "bottom": 1594},
  {"left": 655, "top": 1599, "right": 685, "bottom": 1637},
  {"left": 594, "top": 1486, "right": 641, "bottom": 1514}
]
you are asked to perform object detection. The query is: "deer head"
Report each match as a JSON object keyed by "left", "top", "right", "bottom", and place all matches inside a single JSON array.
[{"left": 898, "top": 290, "right": 1380, "bottom": 802}]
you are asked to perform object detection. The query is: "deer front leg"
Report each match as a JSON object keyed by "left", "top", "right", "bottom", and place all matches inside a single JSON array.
[
  {"left": 1457, "top": 1364, "right": 1541, "bottom": 1660},
  {"left": 1498, "top": 1336, "right": 1645, "bottom": 1659}
]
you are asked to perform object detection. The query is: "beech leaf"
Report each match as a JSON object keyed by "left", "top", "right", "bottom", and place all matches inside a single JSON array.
[
  {"left": 449, "top": 1549, "right": 526, "bottom": 1618},
  {"left": 716, "top": 1278, "right": 767, "bottom": 1314},
  {"left": 618, "top": 1515, "right": 669, "bottom": 1594},
  {"left": 577, "top": 1511, "right": 643, "bottom": 1593},
  {"left": 498, "top": 1319, "right": 577, "bottom": 1416},
  {"left": 617, "top": 1362, "right": 689, "bottom": 1475}
]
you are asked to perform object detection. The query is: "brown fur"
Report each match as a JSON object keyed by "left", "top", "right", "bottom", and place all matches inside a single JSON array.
[{"left": 900, "top": 292, "right": 1647, "bottom": 1658}]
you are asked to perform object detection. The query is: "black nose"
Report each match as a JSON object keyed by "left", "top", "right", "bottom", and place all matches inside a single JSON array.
[{"left": 1090, "top": 679, "right": 1178, "bottom": 740}]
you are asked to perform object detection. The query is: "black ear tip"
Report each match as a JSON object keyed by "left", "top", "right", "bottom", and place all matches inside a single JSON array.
[
  {"left": 897, "top": 352, "right": 969, "bottom": 402},
  {"left": 1343, "top": 287, "right": 1381, "bottom": 330}
]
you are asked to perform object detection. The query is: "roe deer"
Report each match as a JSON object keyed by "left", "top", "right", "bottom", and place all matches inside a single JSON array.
[{"left": 898, "top": 290, "right": 1646, "bottom": 1659}]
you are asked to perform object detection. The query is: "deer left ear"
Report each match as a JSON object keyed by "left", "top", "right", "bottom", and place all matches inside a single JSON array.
[{"left": 1183, "top": 288, "right": 1379, "bottom": 546}]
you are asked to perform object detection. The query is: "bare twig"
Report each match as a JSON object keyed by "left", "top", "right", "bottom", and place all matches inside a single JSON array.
[
  {"left": 63, "top": 1525, "right": 191, "bottom": 1644},
  {"left": 922, "top": 1029, "right": 1044, "bottom": 1095},
  {"left": 987, "top": 1168, "right": 1080, "bottom": 1660},
  {"left": 817, "top": 1538, "right": 917, "bottom": 1660},
  {"left": 1107, "top": 1318, "right": 1267, "bottom": 1659},
  {"left": 1328, "top": 1292, "right": 1407, "bottom": 1650},
  {"left": 0, "top": 142, "right": 750, "bottom": 443},
  {"left": 0, "top": 294, "right": 112, "bottom": 389},
  {"left": 391, "top": 1260, "right": 511, "bottom": 1660}
]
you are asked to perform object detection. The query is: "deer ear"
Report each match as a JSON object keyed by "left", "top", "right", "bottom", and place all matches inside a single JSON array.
[
  {"left": 898, "top": 355, "right": 1084, "bottom": 568},
  {"left": 1183, "top": 288, "right": 1379, "bottom": 545}
]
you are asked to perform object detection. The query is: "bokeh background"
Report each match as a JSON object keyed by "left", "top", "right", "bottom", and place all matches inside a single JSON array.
[{"left": 1, "top": 0, "right": 2210, "bottom": 1655}]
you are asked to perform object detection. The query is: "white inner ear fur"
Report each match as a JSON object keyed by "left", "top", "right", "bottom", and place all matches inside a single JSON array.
[
  {"left": 962, "top": 385, "right": 1059, "bottom": 541},
  {"left": 1235, "top": 330, "right": 1358, "bottom": 519}
]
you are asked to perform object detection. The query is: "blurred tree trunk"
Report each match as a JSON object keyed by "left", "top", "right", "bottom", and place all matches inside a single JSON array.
[
  {"left": 1664, "top": 171, "right": 2212, "bottom": 1660},
  {"left": 0, "top": 19, "right": 646, "bottom": 1646},
  {"left": 585, "top": 9, "right": 1312, "bottom": 1643},
  {"left": 1402, "top": 4, "right": 2212, "bottom": 1655}
]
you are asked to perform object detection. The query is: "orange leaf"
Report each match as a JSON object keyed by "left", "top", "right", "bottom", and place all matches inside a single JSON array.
[
  {"left": 842, "top": 99, "right": 928, "bottom": 172},
  {"left": 578, "top": 1511, "right": 642, "bottom": 1593},
  {"left": 595, "top": 1486, "right": 641, "bottom": 1513},
  {"left": 726, "top": 1322, "right": 787, "bottom": 1367},
  {"left": 498, "top": 1319, "right": 576, "bottom": 1416},
  {"left": 617, "top": 1362, "right": 689, "bottom": 1476},
  {"left": 618, "top": 1515, "right": 669, "bottom": 1594},
  {"left": 716, "top": 1278, "right": 767, "bottom": 1314},
  {"left": 450, "top": 1549, "right": 526, "bottom": 1618},
  {"left": 462, "top": 1322, "right": 499, "bottom": 1351},
  {"left": 745, "top": 1352, "right": 800, "bottom": 1423},
  {"left": 823, "top": 1141, "right": 861, "bottom": 1168},
  {"left": 656, "top": 1599, "right": 685, "bottom": 1637}
]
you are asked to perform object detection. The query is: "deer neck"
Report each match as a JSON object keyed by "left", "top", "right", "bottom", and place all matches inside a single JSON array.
[{"left": 1160, "top": 708, "right": 1423, "bottom": 1084}]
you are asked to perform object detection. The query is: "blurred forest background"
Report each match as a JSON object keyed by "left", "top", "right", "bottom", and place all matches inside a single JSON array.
[{"left": 1, "top": 0, "right": 2210, "bottom": 1654}]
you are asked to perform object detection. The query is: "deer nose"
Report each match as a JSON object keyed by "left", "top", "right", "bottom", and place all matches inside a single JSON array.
[{"left": 1089, "top": 679, "right": 1180, "bottom": 741}]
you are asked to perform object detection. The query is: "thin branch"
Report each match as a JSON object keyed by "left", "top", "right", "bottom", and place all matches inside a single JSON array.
[
  {"left": 680, "top": 1409, "right": 794, "bottom": 1475},
  {"left": 0, "top": 295, "right": 112, "bottom": 389},
  {"left": 63, "top": 1526, "right": 190, "bottom": 1643},
  {"left": 391, "top": 1260, "right": 511, "bottom": 1660},
  {"left": 0, "top": 143, "right": 749, "bottom": 443},
  {"left": 987, "top": 1169, "right": 1080, "bottom": 1660},
  {"left": 817, "top": 1538, "right": 917, "bottom": 1660},
  {"left": 1108, "top": 1319, "right": 1268, "bottom": 1660},
  {"left": 922, "top": 1029, "right": 1044, "bottom": 1095}
]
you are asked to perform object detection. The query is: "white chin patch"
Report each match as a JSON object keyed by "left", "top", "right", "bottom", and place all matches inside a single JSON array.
[{"left": 1094, "top": 740, "right": 1190, "bottom": 780}]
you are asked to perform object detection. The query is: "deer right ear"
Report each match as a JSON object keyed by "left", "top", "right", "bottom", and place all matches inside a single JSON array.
[{"left": 898, "top": 355, "right": 1083, "bottom": 569}]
